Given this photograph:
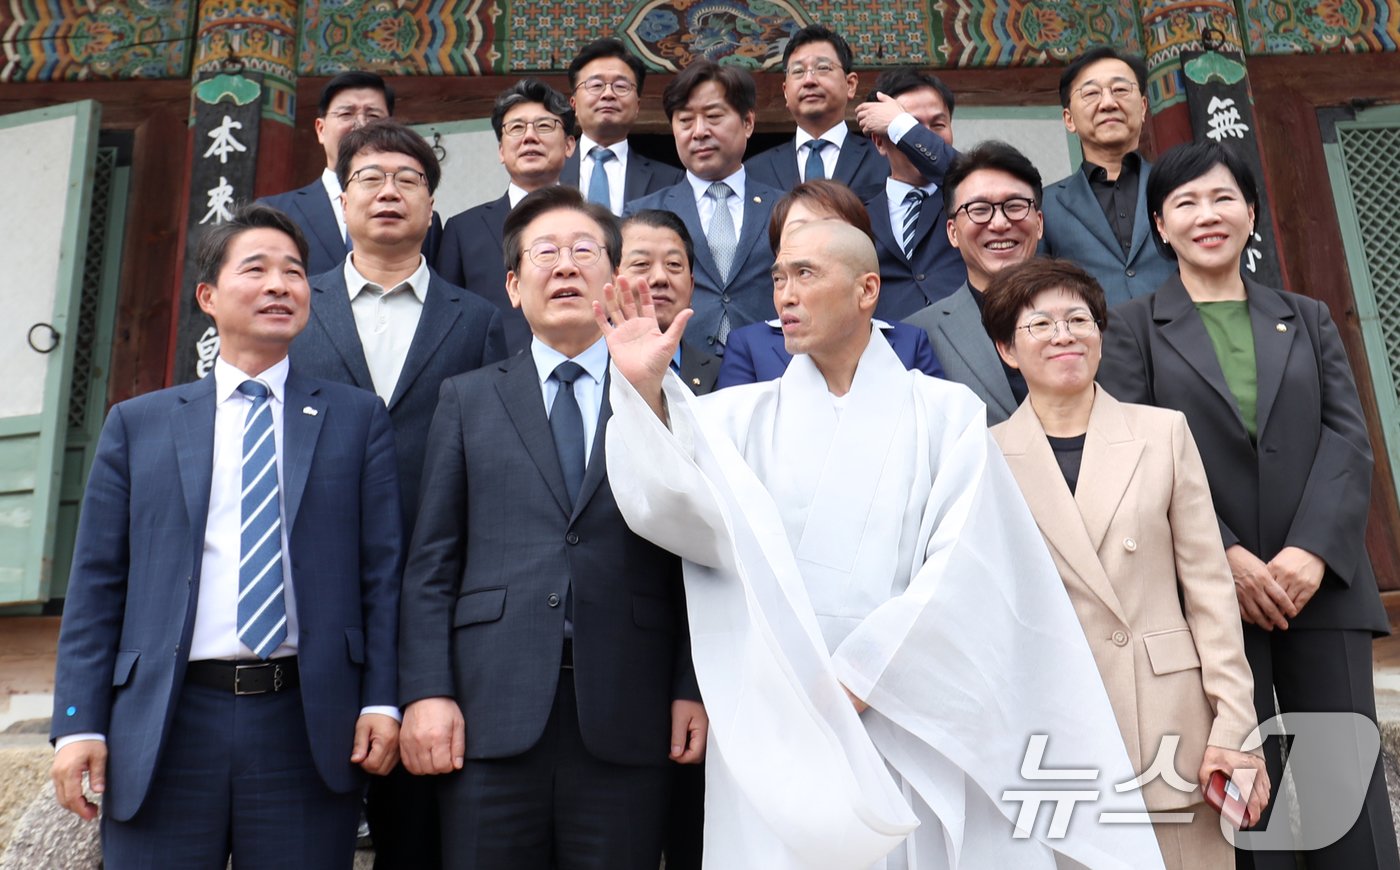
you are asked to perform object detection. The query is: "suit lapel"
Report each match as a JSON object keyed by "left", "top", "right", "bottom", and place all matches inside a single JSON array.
[
  {"left": 388, "top": 273, "right": 461, "bottom": 410},
  {"left": 832, "top": 134, "right": 867, "bottom": 187},
  {"left": 309, "top": 271, "right": 374, "bottom": 391},
  {"left": 677, "top": 341, "right": 717, "bottom": 393},
  {"left": 1246, "top": 279, "right": 1297, "bottom": 441},
  {"left": 1058, "top": 172, "right": 1123, "bottom": 262},
  {"left": 1125, "top": 159, "right": 1153, "bottom": 263},
  {"left": 561, "top": 150, "right": 581, "bottom": 187},
  {"left": 497, "top": 354, "right": 573, "bottom": 516},
  {"left": 572, "top": 370, "right": 612, "bottom": 522},
  {"left": 669, "top": 186, "right": 721, "bottom": 289},
  {"left": 936, "top": 286, "right": 1017, "bottom": 414},
  {"left": 1074, "top": 388, "right": 1146, "bottom": 554},
  {"left": 910, "top": 188, "right": 944, "bottom": 256},
  {"left": 728, "top": 184, "right": 771, "bottom": 288},
  {"left": 480, "top": 194, "right": 510, "bottom": 247},
  {"left": 624, "top": 155, "right": 655, "bottom": 203},
  {"left": 1153, "top": 275, "right": 1243, "bottom": 425},
  {"left": 295, "top": 183, "right": 346, "bottom": 268},
  {"left": 868, "top": 192, "right": 903, "bottom": 261},
  {"left": 999, "top": 395, "right": 1131, "bottom": 625},
  {"left": 771, "top": 143, "right": 801, "bottom": 189},
  {"left": 768, "top": 327, "right": 793, "bottom": 369},
  {"left": 172, "top": 378, "right": 217, "bottom": 536},
  {"left": 281, "top": 371, "right": 325, "bottom": 535}
]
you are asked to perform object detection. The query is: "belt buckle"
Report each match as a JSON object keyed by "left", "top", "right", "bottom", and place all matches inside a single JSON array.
[{"left": 233, "top": 662, "right": 275, "bottom": 696}]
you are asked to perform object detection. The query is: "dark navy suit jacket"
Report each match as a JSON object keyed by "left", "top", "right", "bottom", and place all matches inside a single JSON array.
[
  {"left": 561, "top": 145, "right": 682, "bottom": 209},
  {"left": 866, "top": 186, "right": 967, "bottom": 321},
  {"left": 51, "top": 370, "right": 402, "bottom": 820},
  {"left": 715, "top": 319, "right": 944, "bottom": 388},
  {"left": 290, "top": 265, "right": 506, "bottom": 531},
  {"left": 744, "top": 131, "right": 889, "bottom": 200},
  {"left": 436, "top": 192, "right": 533, "bottom": 353},
  {"left": 260, "top": 179, "right": 442, "bottom": 278},
  {"left": 625, "top": 177, "right": 783, "bottom": 354},
  {"left": 400, "top": 353, "right": 698, "bottom": 765}
]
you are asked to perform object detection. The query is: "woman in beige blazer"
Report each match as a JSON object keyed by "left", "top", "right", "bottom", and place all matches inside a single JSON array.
[{"left": 984, "top": 258, "right": 1269, "bottom": 869}]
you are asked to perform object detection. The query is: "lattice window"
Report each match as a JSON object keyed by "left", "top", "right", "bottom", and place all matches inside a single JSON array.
[
  {"left": 1336, "top": 126, "right": 1400, "bottom": 409},
  {"left": 67, "top": 146, "right": 117, "bottom": 432}
]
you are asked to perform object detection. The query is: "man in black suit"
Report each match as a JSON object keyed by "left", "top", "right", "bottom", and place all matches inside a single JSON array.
[
  {"left": 437, "top": 79, "right": 577, "bottom": 353},
  {"left": 260, "top": 72, "right": 443, "bottom": 276},
  {"left": 288, "top": 120, "right": 505, "bottom": 869},
  {"left": 856, "top": 68, "right": 967, "bottom": 320},
  {"left": 744, "top": 25, "right": 887, "bottom": 200},
  {"left": 619, "top": 209, "right": 717, "bottom": 397},
  {"left": 561, "top": 38, "right": 682, "bottom": 216},
  {"left": 400, "top": 186, "right": 705, "bottom": 869}
]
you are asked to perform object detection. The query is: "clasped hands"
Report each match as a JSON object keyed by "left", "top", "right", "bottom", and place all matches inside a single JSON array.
[{"left": 1228, "top": 544, "right": 1325, "bottom": 630}]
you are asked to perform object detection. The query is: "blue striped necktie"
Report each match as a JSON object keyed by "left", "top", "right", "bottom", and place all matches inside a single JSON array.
[
  {"left": 237, "top": 380, "right": 288, "bottom": 660},
  {"left": 902, "top": 189, "right": 926, "bottom": 260}
]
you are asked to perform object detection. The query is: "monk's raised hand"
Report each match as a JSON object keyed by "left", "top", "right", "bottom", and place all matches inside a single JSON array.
[{"left": 593, "top": 275, "right": 692, "bottom": 393}]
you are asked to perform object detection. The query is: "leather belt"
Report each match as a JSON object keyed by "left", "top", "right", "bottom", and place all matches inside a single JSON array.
[{"left": 186, "top": 657, "right": 300, "bottom": 695}]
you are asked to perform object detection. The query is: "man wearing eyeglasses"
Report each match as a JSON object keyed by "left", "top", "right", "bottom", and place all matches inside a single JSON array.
[
  {"left": 261, "top": 72, "right": 443, "bottom": 277},
  {"left": 401, "top": 186, "right": 704, "bottom": 870},
  {"left": 560, "top": 39, "right": 682, "bottom": 216},
  {"left": 905, "top": 141, "right": 1044, "bottom": 424},
  {"left": 857, "top": 68, "right": 968, "bottom": 321},
  {"left": 744, "top": 25, "right": 888, "bottom": 201},
  {"left": 1041, "top": 47, "right": 1176, "bottom": 307},
  {"left": 288, "top": 119, "right": 505, "bottom": 870},
  {"left": 437, "top": 79, "right": 578, "bottom": 352}
]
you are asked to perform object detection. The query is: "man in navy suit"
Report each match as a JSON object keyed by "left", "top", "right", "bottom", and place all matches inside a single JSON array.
[
  {"left": 260, "top": 72, "right": 442, "bottom": 277},
  {"left": 744, "top": 25, "right": 887, "bottom": 201},
  {"left": 288, "top": 120, "right": 504, "bottom": 870},
  {"left": 400, "top": 187, "right": 704, "bottom": 869},
  {"left": 560, "top": 38, "right": 682, "bottom": 215},
  {"left": 437, "top": 79, "right": 577, "bottom": 353},
  {"left": 1040, "top": 47, "right": 1175, "bottom": 306},
  {"left": 627, "top": 60, "right": 781, "bottom": 355},
  {"left": 716, "top": 319, "right": 942, "bottom": 388},
  {"left": 619, "top": 209, "right": 718, "bottom": 397},
  {"left": 51, "top": 205, "right": 402, "bottom": 868},
  {"left": 855, "top": 69, "right": 967, "bottom": 320}
]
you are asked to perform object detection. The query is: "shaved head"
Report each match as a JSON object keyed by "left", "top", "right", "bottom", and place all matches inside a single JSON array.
[{"left": 783, "top": 219, "right": 879, "bottom": 278}]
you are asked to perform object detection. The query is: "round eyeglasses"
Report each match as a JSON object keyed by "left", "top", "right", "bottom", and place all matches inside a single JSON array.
[
  {"left": 527, "top": 239, "right": 605, "bottom": 268},
  {"left": 953, "top": 197, "right": 1037, "bottom": 225},
  {"left": 502, "top": 117, "right": 563, "bottom": 138},
  {"left": 1017, "top": 313, "right": 1101, "bottom": 342},
  {"left": 577, "top": 77, "right": 636, "bottom": 97}
]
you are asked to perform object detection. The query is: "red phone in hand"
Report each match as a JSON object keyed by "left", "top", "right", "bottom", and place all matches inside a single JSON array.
[{"left": 1204, "top": 770, "right": 1252, "bottom": 828}]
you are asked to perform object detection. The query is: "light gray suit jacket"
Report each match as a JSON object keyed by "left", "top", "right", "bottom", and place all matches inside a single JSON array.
[{"left": 903, "top": 282, "right": 1017, "bottom": 424}]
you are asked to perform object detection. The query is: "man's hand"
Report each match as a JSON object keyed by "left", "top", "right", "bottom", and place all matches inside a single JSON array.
[
  {"left": 843, "top": 685, "right": 869, "bottom": 714},
  {"left": 1227, "top": 545, "right": 1295, "bottom": 630},
  {"left": 670, "top": 700, "right": 708, "bottom": 764},
  {"left": 350, "top": 713, "right": 400, "bottom": 775},
  {"left": 1198, "top": 745, "right": 1271, "bottom": 828},
  {"left": 52, "top": 739, "right": 106, "bottom": 821},
  {"left": 854, "top": 92, "right": 906, "bottom": 138},
  {"left": 400, "top": 697, "right": 465, "bottom": 775},
  {"left": 592, "top": 276, "right": 691, "bottom": 419},
  {"left": 1267, "top": 546, "right": 1325, "bottom": 614}
]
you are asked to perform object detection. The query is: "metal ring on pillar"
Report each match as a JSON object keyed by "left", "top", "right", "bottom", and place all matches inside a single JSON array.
[
  {"left": 27, "top": 322, "right": 60, "bottom": 354},
  {"left": 432, "top": 132, "right": 446, "bottom": 162}
]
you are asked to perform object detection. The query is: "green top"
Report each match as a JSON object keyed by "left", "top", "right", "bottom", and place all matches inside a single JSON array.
[{"left": 1195, "top": 300, "right": 1258, "bottom": 438}]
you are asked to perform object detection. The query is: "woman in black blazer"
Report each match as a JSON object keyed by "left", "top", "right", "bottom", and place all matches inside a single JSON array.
[{"left": 1098, "top": 141, "right": 1396, "bottom": 870}]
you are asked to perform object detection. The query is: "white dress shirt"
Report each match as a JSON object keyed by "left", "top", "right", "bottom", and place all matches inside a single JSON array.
[
  {"left": 345, "top": 255, "right": 429, "bottom": 402},
  {"left": 686, "top": 167, "right": 746, "bottom": 238},
  {"left": 578, "top": 134, "right": 629, "bottom": 215},
  {"left": 320, "top": 167, "right": 348, "bottom": 243},
  {"left": 507, "top": 183, "right": 531, "bottom": 208},
  {"left": 530, "top": 335, "right": 608, "bottom": 462},
  {"left": 794, "top": 122, "right": 848, "bottom": 182}
]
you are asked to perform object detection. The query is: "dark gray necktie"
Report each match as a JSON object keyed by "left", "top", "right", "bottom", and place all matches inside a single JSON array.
[
  {"left": 804, "top": 139, "right": 829, "bottom": 182},
  {"left": 550, "top": 361, "right": 586, "bottom": 505}
]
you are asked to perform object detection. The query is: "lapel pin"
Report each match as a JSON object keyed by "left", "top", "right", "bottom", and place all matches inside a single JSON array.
[
  {"left": 691, "top": 377, "right": 701, "bottom": 387},
  {"left": 1276, "top": 323, "right": 1287, "bottom": 333},
  {"left": 303, "top": 406, "right": 319, "bottom": 416},
  {"left": 753, "top": 196, "right": 761, "bottom": 203}
]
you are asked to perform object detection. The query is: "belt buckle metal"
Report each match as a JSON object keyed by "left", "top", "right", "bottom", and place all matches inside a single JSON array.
[{"left": 233, "top": 662, "right": 277, "bottom": 696}]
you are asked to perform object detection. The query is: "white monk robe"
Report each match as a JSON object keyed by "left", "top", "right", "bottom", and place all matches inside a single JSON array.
[{"left": 606, "top": 327, "right": 1166, "bottom": 870}]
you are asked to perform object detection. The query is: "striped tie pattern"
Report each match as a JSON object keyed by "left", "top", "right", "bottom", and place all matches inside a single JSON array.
[
  {"left": 706, "top": 182, "right": 738, "bottom": 345},
  {"left": 237, "top": 380, "right": 288, "bottom": 660},
  {"left": 902, "top": 189, "right": 926, "bottom": 260}
]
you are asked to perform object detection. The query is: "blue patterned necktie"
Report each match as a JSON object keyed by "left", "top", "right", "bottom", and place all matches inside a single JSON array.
[
  {"left": 237, "top": 380, "right": 288, "bottom": 660},
  {"left": 588, "top": 147, "right": 615, "bottom": 210},
  {"left": 804, "top": 139, "right": 829, "bottom": 182},
  {"left": 706, "top": 182, "right": 738, "bottom": 344},
  {"left": 902, "top": 189, "right": 926, "bottom": 260}
]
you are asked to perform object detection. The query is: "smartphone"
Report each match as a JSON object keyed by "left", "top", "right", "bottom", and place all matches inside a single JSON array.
[{"left": 1204, "top": 770, "right": 1252, "bottom": 828}]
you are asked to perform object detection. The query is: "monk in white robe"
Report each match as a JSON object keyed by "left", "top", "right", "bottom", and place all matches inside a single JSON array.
[{"left": 596, "top": 222, "right": 1165, "bottom": 870}]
